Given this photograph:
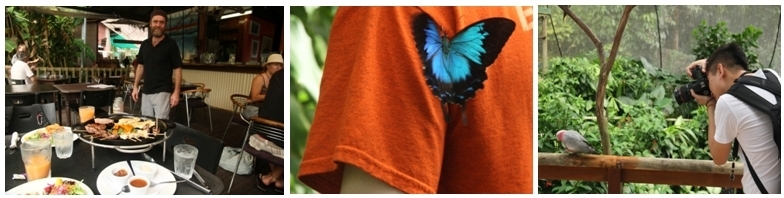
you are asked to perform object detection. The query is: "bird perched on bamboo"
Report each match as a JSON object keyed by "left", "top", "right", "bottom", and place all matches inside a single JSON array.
[{"left": 556, "top": 129, "right": 598, "bottom": 155}]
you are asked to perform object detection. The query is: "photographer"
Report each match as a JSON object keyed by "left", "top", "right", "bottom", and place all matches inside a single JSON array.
[{"left": 685, "top": 43, "right": 780, "bottom": 194}]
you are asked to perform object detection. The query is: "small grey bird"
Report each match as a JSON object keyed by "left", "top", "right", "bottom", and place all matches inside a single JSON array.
[{"left": 556, "top": 130, "right": 598, "bottom": 154}]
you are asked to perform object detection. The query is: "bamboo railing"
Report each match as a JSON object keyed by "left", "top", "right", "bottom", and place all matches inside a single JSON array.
[
  {"left": 538, "top": 152, "right": 744, "bottom": 193},
  {"left": 5, "top": 66, "right": 132, "bottom": 83}
]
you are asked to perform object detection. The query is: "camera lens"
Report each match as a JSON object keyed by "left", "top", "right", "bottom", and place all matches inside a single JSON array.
[{"left": 674, "top": 84, "right": 694, "bottom": 105}]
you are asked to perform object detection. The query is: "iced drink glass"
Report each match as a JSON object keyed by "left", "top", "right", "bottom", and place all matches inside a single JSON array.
[
  {"left": 21, "top": 139, "right": 52, "bottom": 181},
  {"left": 79, "top": 106, "right": 95, "bottom": 123},
  {"left": 53, "top": 129, "right": 74, "bottom": 159},
  {"left": 173, "top": 144, "right": 198, "bottom": 179}
]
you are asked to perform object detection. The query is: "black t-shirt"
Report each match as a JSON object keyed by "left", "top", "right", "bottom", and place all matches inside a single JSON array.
[
  {"left": 258, "top": 70, "right": 284, "bottom": 123},
  {"left": 137, "top": 35, "right": 182, "bottom": 94}
]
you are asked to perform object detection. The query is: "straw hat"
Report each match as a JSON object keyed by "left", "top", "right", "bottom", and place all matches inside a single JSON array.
[{"left": 264, "top": 54, "right": 283, "bottom": 67}]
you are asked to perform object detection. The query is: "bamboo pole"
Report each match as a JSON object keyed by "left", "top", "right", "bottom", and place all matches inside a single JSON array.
[{"left": 539, "top": 152, "right": 743, "bottom": 175}]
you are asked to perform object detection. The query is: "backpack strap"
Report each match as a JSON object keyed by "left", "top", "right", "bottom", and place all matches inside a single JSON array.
[
  {"left": 735, "top": 70, "right": 780, "bottom": 96},
  {"left": 728, "top": 70, "right": 782, "bottom": 157},
  {"left": 740, "top": 145, "right": 770, "bottom": 194}
]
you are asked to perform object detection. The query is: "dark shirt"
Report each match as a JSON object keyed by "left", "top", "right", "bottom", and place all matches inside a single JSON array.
[
  {"left": 258, "top": 70, "right": 284, "bottom": 123},
  {"left": 137, "top": 35, "right": 182, "bottom": 94}
]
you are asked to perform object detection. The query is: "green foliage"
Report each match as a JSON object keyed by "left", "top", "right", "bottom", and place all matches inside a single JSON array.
[
  {"left": 691, "top": 21, "right": 764, "bottom": 68},
  {"left": 538, "top": 56, "right": 712, "bottom": 194},
  {"left": 5, "top": 6, "right": 96, "bottom": 67},
  {"left": 290, "top": 6, "right": 337, "bottom": 194}
]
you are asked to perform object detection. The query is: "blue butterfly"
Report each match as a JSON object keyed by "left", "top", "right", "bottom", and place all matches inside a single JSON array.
[{"left": 413, "top": 13, "right": 516, "bottom": 125}]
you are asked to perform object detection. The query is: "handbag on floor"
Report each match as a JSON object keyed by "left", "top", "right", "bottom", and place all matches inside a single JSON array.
[{"left": 219, "top": 146, "right": 254, "bottom": 175}]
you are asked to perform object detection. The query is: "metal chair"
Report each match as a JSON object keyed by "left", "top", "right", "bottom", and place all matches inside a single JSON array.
[
  {"left": 6, "top": 93, "right": 37, "bottom": 106},
  {"left": 227, "top": 116, "right": 283, "bottom": 194},
  {"left": 123, "top": 80, "right": 139, "bottom": 114},
  {"left": 221, "top": 94, "right": 251, "bottom": 141},
  {"left": 182, "top": 88, "right": 213, "bottom": 131}
]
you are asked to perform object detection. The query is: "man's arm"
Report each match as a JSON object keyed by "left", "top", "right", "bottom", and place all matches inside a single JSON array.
[
  {"left": 24, "top": 64, "right": 36, "bottom": 84},
  {"left": 707, "top": 102, "right": 732, "bottom": 165},
  {"left": 134, "top": 64, "right": 144, "bottom": 88},
  {"left": 173, "top": 67, "right": 182, "bottom": 93},
  {"left": 340, "top": 164, "right": 404, "bottom": 194}
]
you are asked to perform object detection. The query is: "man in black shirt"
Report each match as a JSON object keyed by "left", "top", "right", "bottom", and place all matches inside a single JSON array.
[{"left": 132, "top": 10, "right": 183, "bottom": 119}]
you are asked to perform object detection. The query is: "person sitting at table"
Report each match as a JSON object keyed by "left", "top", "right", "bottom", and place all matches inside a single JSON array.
[
  {"left": 11, "top": 43, "right": 41, "bottom": 69},
  {"left": 255, "top": 64, "right": 284, "bottom": 191},
  {"left": 9, "top": 50, "right": 37, "bottom": 85},
  {"left": 242, "top": 53, "right": 283, "bottom": 119}
]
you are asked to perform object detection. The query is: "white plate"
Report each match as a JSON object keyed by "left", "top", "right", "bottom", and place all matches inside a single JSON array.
[
  {"left": 21, "top": 127, "right": 79, "bottom": 147},
  {"left": 5, "top": 177, "right": 94, "bottom": 195},
  {"left": 96, "top": 160, "right": 177, "bottom": 195}
]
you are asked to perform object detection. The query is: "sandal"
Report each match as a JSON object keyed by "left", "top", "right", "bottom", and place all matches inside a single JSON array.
[{"left": 256, "top": 174, "right": 272, "bottom": 191}]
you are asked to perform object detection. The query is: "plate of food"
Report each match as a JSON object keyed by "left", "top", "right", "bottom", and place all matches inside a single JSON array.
[
  {"left": 71, "top": 114, "right": 175, "bottom": 146},
  {"left": 96, "top": 160, "right": 177, "bottom": 195},
  {"left": 5, "top": 177, "right": 93, "bottom": 195},
  {"left": 21, "top": 124, "right": 78, "bottom": 147}
]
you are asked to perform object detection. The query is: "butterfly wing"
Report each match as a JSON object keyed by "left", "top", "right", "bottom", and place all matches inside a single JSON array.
[
  {"left": 447, "top": 17, "right": 516, "bottom": 105},
  {"left": 413, "top": 13, "right": 451, "bottom": 104},
  {"left": 413, "top": 13, "right": 516, "bottom": 124}
]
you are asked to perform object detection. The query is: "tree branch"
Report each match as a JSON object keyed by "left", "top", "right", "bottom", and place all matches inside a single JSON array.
[
  {"left": 595, "top": 5, "right": 636, "bottom": 155},
  {"left": 559, "top": 5, "right": 605, "bottom": 64}
]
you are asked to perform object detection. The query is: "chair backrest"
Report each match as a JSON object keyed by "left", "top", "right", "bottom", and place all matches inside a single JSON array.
[
  {"left": 248, "top": 116, "right": 283, "bottom": 148},
  {"left": 182, "top": 88, "right": 211, "bottom": 100},
  {"left": 80, "top": 89, "right": 115, "bottom": 108},
  {"left": 68, "top": 77, "right": 80, "bottom": 84},
  {"left": 192, "top": 82, "right": 206, "bottom": 89},
  {"left": 166, "top": 124, "right": 225, "bottom": 174},
  {"left": 9, "top": 104, "right": 52, "bottom": 134},
  {"left": 6, "top": 93, "right": 37, "bottom": 106}
]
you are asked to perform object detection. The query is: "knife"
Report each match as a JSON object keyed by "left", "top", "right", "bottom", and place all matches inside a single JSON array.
[{"left": 142, "top": 153, "right": 211, "bottom": 193}]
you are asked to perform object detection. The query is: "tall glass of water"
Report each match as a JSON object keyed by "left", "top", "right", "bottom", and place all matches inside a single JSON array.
[
  {"left": 53, "top": 129, "right": 74, "bottom": 159},
  {"left": 173, "top": 144, "right": 198, "bottom": 179}
]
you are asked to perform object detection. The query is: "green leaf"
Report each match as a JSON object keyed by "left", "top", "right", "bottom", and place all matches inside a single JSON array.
[
  {"left": 650, "top": 85, "right": 666, "bottom": 100},
  {"left": 5, "top": 38, "right": 17, "bottom": 53}
]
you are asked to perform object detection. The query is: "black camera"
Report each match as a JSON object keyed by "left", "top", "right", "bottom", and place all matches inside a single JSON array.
[{"left": 674, "top": 65, "right": 712, "bottom": 104}]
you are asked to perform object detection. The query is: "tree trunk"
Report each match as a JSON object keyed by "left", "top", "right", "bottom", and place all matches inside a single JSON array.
[{"left": 595, "top": 5, "right": 636, "bottom": 155}]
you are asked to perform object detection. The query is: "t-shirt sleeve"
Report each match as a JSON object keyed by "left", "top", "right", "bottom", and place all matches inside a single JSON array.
[
  {"left": 24, "top": 63, "right": 35, "bottom": 78},
  {"left": 136, "top": 45, "right": 145, "bottom": 65},
  {"left": 297, "top": 7, "right": 449, "bottom": 194},
  {"left": 714, "top": 96, "right": 739, "bottom": 144}
]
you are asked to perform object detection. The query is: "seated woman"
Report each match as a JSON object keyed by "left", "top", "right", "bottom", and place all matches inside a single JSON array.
[
  {"left": 255, "top": 61, "right": 285, "bottom": 191},
  {"left": 242, "top": 54, "right": 283, "bottom": 119}
]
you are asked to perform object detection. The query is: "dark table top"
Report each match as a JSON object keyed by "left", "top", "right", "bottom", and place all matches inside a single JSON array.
[
  {"left": 53, "top": 83, "right": 117, "bottom": 94},
  {"left": 5, "top": 124, "right": 225, "bottom": 195},
  {"left": 5, "top": 84, "right": 61, "bottom": 94}
]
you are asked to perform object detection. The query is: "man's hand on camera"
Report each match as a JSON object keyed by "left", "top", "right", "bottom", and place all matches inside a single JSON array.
[
  {"left": 690, "top": 89, "right": 716, "bottom": 106},
  {"left": 686, "top": 59, "right": 707, "bottom": 78}
]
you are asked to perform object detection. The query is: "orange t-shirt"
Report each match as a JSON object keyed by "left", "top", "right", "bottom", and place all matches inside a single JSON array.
[{"left": 297, "top": 6, "right": 534, "bottom": 194}]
